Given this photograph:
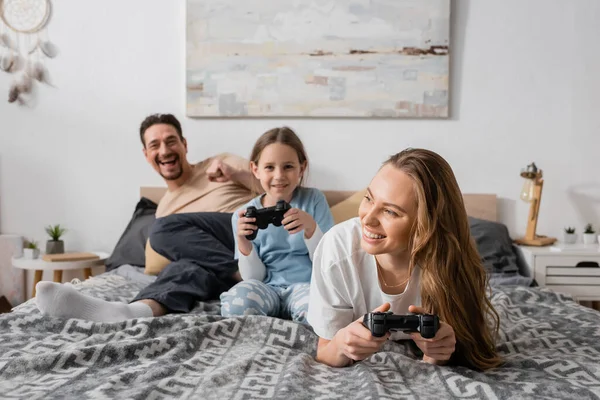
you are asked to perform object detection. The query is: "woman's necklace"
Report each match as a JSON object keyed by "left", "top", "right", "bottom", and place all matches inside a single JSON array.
[{"left": 376, "top": 258, "right": 410, "bottom": 288}]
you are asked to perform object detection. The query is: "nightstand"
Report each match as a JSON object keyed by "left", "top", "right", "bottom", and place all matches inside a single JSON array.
[
  {"left": 12, "top": 251, "right": 109, "bottom": 298},
  {"left": 516, "top": 245, "right": 600, "bottom": 303}
]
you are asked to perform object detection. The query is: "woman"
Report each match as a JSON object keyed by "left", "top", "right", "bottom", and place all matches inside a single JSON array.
[{"left": 306, "top": 148, "right": 502, "bottom": 371}]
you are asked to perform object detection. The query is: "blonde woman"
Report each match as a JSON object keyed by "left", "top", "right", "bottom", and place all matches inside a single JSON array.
[{"left": 307, "top": 148, "right": 502, "bottom": 371}]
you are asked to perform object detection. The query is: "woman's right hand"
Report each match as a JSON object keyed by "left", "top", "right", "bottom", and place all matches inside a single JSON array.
[
  {"left": 236, "top": 209, "right": 257, "bottom": 256},
  {"left": 318, "top": 303, "right": 391, "bottom": 367}
]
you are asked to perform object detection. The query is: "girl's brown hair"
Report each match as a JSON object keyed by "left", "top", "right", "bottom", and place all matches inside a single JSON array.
[
  {"left": 250, "top": 127, "right": 309, "bottom": 186},
  {"left": 385, "top": 148, "right": 502, "bottom": 371}
]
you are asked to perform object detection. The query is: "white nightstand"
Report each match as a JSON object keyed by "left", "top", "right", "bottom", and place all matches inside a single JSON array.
[
  {"left": 516, "top": 245, "right": 600, "bottom": 302},
  {"left": 12, "top": 251, "right": 109, "bottom": 298}
]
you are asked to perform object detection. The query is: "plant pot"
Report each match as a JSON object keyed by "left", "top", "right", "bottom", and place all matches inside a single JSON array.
[
  {"left": 46, "top": 240, "right": 64, "bottom": 254},
  {"left": 582, "top": 233, "right": 597, "bottom": 245},
  {"left": 563, "top": 232, "right": 577, "bottom": 244},
  {"left": 23, "top": 248, "right": 40, "bottom": 259}
]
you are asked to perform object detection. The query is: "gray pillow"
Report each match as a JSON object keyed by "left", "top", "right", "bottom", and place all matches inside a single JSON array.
[
  {"left": 105, "top": 197, "right": 157, "bottom": 271},
  {"left": 468, "top": 217, "right": 519, "bottom": 274}
]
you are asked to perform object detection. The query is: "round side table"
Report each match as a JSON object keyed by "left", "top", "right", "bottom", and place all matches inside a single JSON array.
[{"left": 12, "top": 251, "right": 109, "bottom": 297}]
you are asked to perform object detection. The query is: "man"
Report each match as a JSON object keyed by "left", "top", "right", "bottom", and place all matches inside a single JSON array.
[{"left": 36, "top": 114, "right": 257, "bottom": 321}]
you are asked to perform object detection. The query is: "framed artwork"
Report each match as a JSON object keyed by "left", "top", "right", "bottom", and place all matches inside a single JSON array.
[{"left": 186, "top": 0, "right": 450, "bottom": 118}]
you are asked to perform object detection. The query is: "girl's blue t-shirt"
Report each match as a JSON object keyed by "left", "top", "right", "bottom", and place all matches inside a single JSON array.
[{"left": 231, "top": 187, "right": 334, "bottom": 287}]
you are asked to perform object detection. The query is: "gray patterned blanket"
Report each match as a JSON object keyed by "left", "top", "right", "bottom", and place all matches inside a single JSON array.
[{"left": 1, "top": 274, "right": 599, "bottom": 399}]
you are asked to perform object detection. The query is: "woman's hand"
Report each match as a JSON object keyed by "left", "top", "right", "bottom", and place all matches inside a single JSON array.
[
  {"left": 317, "top": 303, "right": 391, "bottom": 367},
  {"left": 282, "top": 208, "right": 317, "bottom": 238},
  {"left": 408, "top": 305, "right": 456, "bottom": 365},
  {"left": 236, "top": 209, "right": 256, "bottom": 256}
]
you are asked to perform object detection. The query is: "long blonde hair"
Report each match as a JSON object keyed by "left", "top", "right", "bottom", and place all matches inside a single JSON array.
[{"left": 385, "top": 148, "right": 502, "bottom": 371}]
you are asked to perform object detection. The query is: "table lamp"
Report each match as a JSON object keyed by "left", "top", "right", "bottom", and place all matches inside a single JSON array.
[{"left": 514, "top": 162, "right": 557, "bottom": 246}]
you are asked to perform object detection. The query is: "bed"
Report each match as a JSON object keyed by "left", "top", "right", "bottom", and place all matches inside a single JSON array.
[{"left": 0, "top": 191, "right": 599, "bottom": 399}]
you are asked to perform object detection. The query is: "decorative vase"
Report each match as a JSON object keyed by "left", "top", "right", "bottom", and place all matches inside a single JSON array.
[
  {"left": 563, "top": 232, "right": 577, "bottom": 244},
  {"left": 46, "top": 240, "right": 64, "bottom": 254},
  {"left": 583, "top": 233, "right": 597, "bottom": 245},
  {"left": 23, "top": 248, "right": 39, "bottom": 259}
]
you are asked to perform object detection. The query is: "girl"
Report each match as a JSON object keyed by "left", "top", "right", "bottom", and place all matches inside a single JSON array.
[
  {"left": 307, "top": 148, "right": 502, "bottom": 371},
  {"left": 220, "top": 127, "right": 334, "bottom": 323}
]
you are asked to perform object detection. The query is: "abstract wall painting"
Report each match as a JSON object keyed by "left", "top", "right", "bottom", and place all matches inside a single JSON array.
[{"left": 186, "top": 0, "right": 450, "bottom": 118}]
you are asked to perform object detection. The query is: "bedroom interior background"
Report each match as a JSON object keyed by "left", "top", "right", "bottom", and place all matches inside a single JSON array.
[{"left": 0, "top": 0, "right": 599, "bottom": 298}]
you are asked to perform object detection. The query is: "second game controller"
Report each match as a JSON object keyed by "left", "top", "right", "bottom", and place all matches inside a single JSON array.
[
  {"left": 244, "top": 200, "right": 292, "bottom": 240},
  {"left": 362, "top": 311, "right": 439, "bottom": 339}
]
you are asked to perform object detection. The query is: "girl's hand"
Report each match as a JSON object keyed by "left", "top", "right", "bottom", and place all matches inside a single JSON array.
[
  {"left": 236, "top": 209, "right": 256, "bottom": 256},
  {"left": 282, "top": 208, "right": 317, "bottom": 238},
  {"left": 324, "top": 303, "right": 391, "bottom": 366},
  {"left": 408, "top": 305, "right": 456, "bottom": 365}
]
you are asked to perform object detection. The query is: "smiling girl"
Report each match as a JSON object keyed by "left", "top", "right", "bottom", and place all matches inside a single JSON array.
[
  {"left": 307, "top": 148, "right": 502, "bottom": 371},
  {"left": 220, "top": 127, "right": 334, "bottom": 323}
]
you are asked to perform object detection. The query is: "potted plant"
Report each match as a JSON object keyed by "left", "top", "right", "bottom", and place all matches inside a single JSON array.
[
  {"left": 563, "top": 227, "right": 577, "bottom": 244},
  {"left": 45, "top": 224, "right": 66, "bottom": 254},
  {"left": 583, "top": 223, "right": 597, "bottom": 244},
  {"left": 23, "top": 240, "right": 40, "bottom": 259}
]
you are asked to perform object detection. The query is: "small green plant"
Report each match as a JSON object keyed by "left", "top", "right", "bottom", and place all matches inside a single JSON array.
[
  {"left": 45, "top": 224, "right": 67, "bottom": 241},
  {"left": 564, "top": 227, "right": 576, "bottom": 234},
  {"left": 584, "top": 223, "right": 596, "bottom": 234},
  {"left": 25, "top": 239, "right": 38, "bottom": 250}
]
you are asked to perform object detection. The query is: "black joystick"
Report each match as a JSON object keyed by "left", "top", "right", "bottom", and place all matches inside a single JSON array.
[
  {"left": 362, "top": 311, "right": 439, "bottom": 339},
  {"left": 244, "top": 200, "right": 292, "bottom": 240}
]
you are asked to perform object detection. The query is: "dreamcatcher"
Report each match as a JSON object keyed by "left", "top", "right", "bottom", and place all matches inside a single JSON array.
[{"left": 0, "top": 0, "right": 57, "bottom": 105}]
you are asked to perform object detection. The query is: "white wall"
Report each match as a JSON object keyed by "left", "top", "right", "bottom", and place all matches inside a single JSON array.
[{"left": 1, "top": 0, "right": 600, "bottom": 263}]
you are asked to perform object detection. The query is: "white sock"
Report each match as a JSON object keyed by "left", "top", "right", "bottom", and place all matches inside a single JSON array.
[{"left": 35, "top": 281, "right": 153, "bottom": 322}]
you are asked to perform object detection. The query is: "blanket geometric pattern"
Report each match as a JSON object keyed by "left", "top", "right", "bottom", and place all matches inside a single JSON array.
[{"left": 1, "top": 274, "right": 599, "bottom": 399}]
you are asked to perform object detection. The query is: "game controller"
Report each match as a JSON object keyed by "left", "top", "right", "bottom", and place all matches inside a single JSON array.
[
  {"left": 362, "top": 311, "right": 439, "bottom": 339},
  {"left": 244, "top": 200, "right": 292, "bottom": 240}
]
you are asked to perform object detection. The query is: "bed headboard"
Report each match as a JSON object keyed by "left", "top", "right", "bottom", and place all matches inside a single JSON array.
[
  {"left": 462, "top": 194, "right": 497, "bottom": 222},
  {"left": 141, "top": 187, "right": 497, "bottom": 222}
]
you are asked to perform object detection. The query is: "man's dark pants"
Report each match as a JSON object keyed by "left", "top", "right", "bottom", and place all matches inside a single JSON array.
[{"left": 131, "top": 212, "right": 238, "bottom": 313}]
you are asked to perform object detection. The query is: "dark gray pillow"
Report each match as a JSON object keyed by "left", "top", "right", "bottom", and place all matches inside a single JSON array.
[
  {"left": 105, "top": 197, "right": 157, "bottom": 271},
  {"left": 468, "top": 216, "right": 519, "bottom": 274}
]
